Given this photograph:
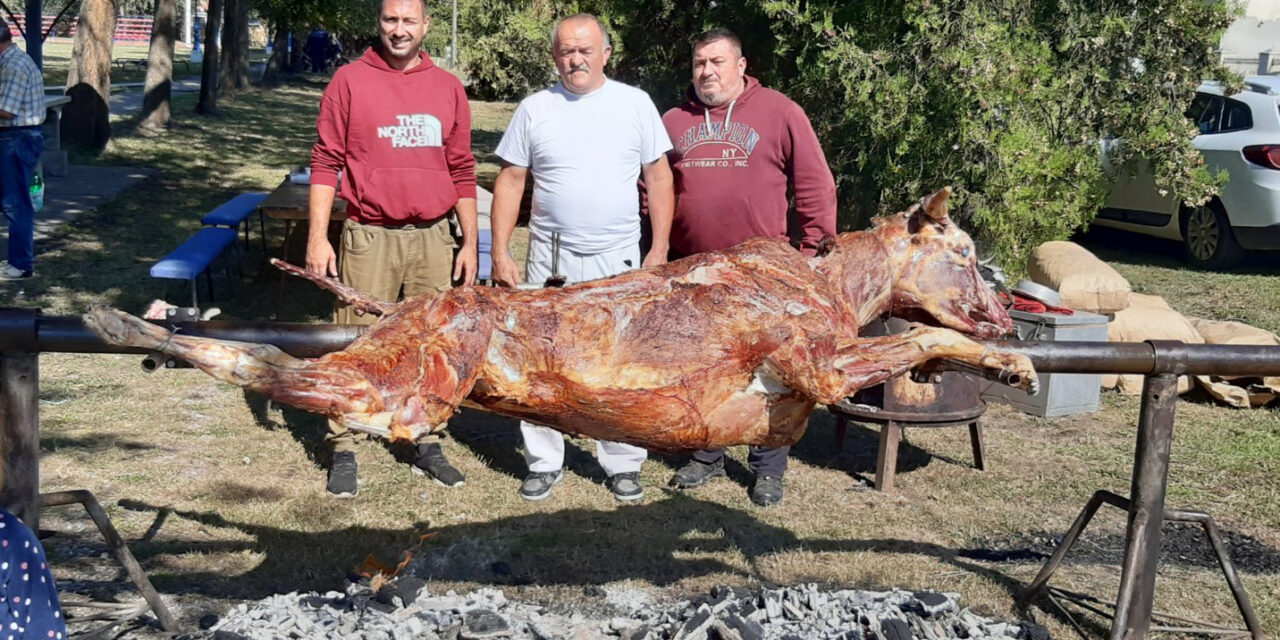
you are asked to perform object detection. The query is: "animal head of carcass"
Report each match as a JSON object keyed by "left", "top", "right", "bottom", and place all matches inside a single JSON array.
[{"left": 872, "top": 187, "right": 1014, "bottom": 339}]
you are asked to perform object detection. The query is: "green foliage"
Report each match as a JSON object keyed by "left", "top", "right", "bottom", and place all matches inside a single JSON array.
[
  {"left": 749, "top": 0, "right": 1238, "bottom": 272},
  {"left": 461, "top": 0, "right": 562, "bottom": 100}
]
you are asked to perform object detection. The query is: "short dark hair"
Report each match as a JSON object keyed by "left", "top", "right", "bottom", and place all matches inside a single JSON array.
[
  {"left": 0, "top": 16, "right": 12, "bottom": 43},
  {"left": 375, "top": 0, "right": 429, "bottom": 22},
  {"left": 692, "top": 28, "right": 742, "bottom": 57}
]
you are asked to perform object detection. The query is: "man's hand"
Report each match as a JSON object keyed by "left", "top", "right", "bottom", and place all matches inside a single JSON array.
[
  {"left": 306, "top": 238, "right": 338, "bottom": 276},
  {"left": 453, "top": 242, "right": 478, "bottom": 286},
  {"left": 642, "top": 244, "right": 668, "bottom": 268},
  {"left": 491, "top": 252, "right": 522, "bottom": 288}
]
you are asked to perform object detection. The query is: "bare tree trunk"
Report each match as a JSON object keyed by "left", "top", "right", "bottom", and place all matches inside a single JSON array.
[
  {"left": 260, "top": 26, "right": 289, "bottom": 86},
  {"left": 195, "top": 0, "right": 223, "bottom": 114},
  {"left": 218, "top": 0, "right": 249, "bottom": 96},
  {"left": 140, "top": 0, "right": 178, "bottom": 130},
  {"left": 289, "top": 29, "right": 305, "bottom": 74},
  {"left": 63, "top": 0, "right": 117, "bottom": 150}
]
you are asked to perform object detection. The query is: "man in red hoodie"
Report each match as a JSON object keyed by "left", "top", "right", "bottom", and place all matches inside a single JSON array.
[
  {"left": 663, "top": 28, "right": 837, "bottom": 507},
  {"left": 307, "top": 0, "right": 479, "bottom": 498}
]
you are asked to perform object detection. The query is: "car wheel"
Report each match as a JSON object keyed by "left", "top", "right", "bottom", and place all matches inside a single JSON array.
[{"left": 1180, "top": 200, "right": 1244, "bottom": 270}]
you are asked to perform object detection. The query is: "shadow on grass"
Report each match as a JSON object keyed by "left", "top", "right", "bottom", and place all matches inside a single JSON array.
[
  {"left": 1073, "top": 227, "right": 1280, "bottom": 276},
  {"left": 14, "top": 80, "right": 339, "bottom": 320},
  {"left": 105, "top": 494, "right": 1078, "bottom": 623},
  {"left": 790, "top": 409, "right": 937, "bottom": 484}
]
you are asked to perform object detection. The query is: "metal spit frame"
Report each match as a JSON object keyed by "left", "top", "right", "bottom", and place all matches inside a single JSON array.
[{"left": 2, "top": 308, "right": 1280, "bottom": 639}]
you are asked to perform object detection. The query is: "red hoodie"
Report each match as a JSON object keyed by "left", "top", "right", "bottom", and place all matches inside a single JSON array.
[
  {"left": 662, "top": 76, "right": 836, "bottom": 257},
  {"left": 312, "top": 48, "right": 476, "bottom": 225}
]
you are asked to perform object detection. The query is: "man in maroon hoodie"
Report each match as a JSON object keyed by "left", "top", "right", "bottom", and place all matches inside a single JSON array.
[
  {"left": 663, "top": 28, "right": 837, "bottom": 507},
  {"left": 307, "top": 0, "right": 479, "bottom": 498}
]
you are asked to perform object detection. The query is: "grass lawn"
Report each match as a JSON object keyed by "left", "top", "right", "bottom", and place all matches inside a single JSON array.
[
  {"left": 9, "top": 72, "right": 1280, "bottom": 639},
  {"left": 38, "top": 39, "right": 202, "bottom": 88}
]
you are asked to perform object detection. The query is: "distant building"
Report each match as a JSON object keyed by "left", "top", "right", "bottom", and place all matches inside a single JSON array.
[{"left": 1220, "top": 0, "right": 1280, "bottom": 75}]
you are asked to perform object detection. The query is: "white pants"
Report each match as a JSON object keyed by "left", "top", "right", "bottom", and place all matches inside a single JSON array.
[{"left": 520, "top": 237, "right": 648, "bottom": 476}]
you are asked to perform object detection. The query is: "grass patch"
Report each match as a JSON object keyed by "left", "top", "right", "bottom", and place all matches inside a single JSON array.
[
  {"left": 17, "top": 75, "right": 1280, "bottom": 638},
  {"left": 39, "top": 39, "right": 203, "bottom": 88}
]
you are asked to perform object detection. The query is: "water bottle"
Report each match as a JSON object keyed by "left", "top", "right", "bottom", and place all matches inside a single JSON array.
[{"left": 29, "top": 170, "right": 44, "bottom": 213}]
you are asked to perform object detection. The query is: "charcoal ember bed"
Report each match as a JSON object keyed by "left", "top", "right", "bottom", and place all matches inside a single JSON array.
[{"left": 192, "top": 581, "right": 1046, "bottom": 640}]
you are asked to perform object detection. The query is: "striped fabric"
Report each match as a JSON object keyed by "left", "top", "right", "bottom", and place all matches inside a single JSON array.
[{"left": 0, "top": 45, "right": 45, "bottom": 128}]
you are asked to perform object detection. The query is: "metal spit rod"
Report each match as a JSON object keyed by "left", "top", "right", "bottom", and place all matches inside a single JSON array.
[{"left": 4, "top": 310, "right": 1280, "bottom": 640}]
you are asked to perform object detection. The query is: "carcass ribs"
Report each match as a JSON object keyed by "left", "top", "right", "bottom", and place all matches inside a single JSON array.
[{"left": 85, "top": 187, "right": 1036, "bottom": 452}]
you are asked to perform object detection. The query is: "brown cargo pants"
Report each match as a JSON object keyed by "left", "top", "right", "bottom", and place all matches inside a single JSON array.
[{"left": 327, "top": 217, "right": 455, "bottom": 452}]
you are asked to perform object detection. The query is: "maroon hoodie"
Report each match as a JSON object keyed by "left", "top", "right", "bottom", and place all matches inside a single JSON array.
[
  {"left": 662, "top": 76, "right": 836, "bottom": 257},
  {"left": 312, "top": 48, "right": 476, "bottom": 226}
]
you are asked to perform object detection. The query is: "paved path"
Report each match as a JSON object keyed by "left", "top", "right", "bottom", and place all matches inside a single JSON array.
[
  {"left": 0, "top": 166, "right": 158, "bottom": 266},
  {"left": 109, "top": 78, "right": 201, "bottom": 117},
  {"left": 109, "top": 62, "right": 267, "bottom": 117}
]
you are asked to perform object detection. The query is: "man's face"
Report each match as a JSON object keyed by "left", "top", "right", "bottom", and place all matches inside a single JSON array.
[
  {"left": 378, "top": 0, "right": 428, "bottom": 64},
  {"left": 692, "top": 39, "right": 747, "bottom": 107},
  {"left": 553, "top": 19, "right": 611, "bottom": 94}
]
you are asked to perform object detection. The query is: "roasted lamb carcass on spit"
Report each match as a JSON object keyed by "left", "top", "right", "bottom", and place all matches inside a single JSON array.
[{"left": 85, "top": 187, "right": 1036, "bottom": 452}]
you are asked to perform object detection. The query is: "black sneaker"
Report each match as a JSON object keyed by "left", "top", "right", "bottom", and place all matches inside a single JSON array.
[
  {"left": 327, "top": 451, "right": 359, "bottom": 498},
  {"left": 519, "top": 470, "right": 563, "bottom": 501},
  {"left": 668, "top": 458, "right": 726, "bottom": 489},
  {"left": 750, "top": 476, "right": 784, "bottom": 507},
  {"left": 606, "top": 472, "right": 644, "bottom": 502},
  {"left": 411, "top": 443, "right": 465, "bottom": 487}
]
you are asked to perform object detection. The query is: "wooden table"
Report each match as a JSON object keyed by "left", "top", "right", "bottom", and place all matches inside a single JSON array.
[{"left": 258, "top": 176, "right": 348, "bottom": 221}]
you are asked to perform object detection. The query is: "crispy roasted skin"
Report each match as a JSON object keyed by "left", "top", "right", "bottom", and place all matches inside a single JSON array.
[{"left": 84, "top": 187, "right": 1036, "bottom": 452}]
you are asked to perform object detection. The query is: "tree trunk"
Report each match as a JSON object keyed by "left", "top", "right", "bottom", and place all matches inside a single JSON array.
[
  {"left": 260, "top": 26, "right": 290, "bottom": 86},
  {"left": 63, "top": 0, "right": 117, "bottom": 151},
  {"left": 139, "top": 0, "right": 178, "bottom": 130},
  {"left": 218, "top": 0, "right": 249, "bottom": 96},
  {"left": 289, "top": 29, "right": 305, "bottom": 74},
  {"left": 195, "top": 0, "right": 223, "bottom": 114}
]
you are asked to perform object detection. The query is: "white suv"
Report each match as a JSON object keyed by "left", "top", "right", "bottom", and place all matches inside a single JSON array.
[{"left": 1096, "top": 78, "right": 1280, "bottom": 269}]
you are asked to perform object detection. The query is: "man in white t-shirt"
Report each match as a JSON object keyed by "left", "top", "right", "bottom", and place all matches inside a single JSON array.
[{"left": 490, "top": 12, "right": 675, "bottom": 503}]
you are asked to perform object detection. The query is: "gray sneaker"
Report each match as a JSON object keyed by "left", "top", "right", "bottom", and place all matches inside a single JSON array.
[
  {"left": 519, "top": 470, "right": 563, "bottom": 501},
  {"left": 606, "top": 472, "right": 643, "bottom": 502},
  {"left": 669, "top": 458, "right": 726, "bottom": 489},
  {"left": 326, "top": 451, "right": 359, "bottom": 498}
]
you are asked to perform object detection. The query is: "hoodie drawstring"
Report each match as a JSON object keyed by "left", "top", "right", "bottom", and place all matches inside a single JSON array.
[{"left": 703, "top": 98, "right": 737, "bottom": 139}]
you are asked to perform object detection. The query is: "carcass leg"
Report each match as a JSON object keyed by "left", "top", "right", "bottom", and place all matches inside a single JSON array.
[
  {"left": 770, "top": 325, "right": 1038, "bottom": 405},
  {"left": 83, "top": 306, "right": 383, "bottom": 418},
  {"left": 270, "top": 259, "right": 396, "bottom": 317}
]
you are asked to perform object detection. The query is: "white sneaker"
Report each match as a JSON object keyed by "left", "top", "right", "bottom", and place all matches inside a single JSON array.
[{"left": 0, "top": 262, "right": 32, "bottom": 280}]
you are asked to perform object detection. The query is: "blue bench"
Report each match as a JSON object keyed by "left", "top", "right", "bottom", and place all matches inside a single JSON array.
[
  {"left": 201, "top": 192, "right": 268, "bottom": 251},
  {"left": 150, "top": 227, "right": 239, "bottom": 308}
]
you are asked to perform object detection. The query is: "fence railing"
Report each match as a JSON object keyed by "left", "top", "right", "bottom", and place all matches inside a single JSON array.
[{"left": 7, "top": 14, "right": 153, "bottom": 42}]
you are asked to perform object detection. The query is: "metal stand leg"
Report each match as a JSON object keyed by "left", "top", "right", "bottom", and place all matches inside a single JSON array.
[
  {"left": 1020, "top": 490, "right": 1261, "bottom": 640},
  {"left": 875, "top": 421, "right": 901, "bottom": 492},
  {"left": 1112, "top": 373, "right": 1177, "bottom": 640},
  {"left": 0, "top": 352, "right": 40, "bottom": 529},
  {"left": 1021, "top": 374, "right": 1260, "bottom": 640},
  {"left": 40, "top": 490, "right": 178, "bottom": 632},
  {"left": 968, "top": 421, "right": 986, "bottom": 470}
]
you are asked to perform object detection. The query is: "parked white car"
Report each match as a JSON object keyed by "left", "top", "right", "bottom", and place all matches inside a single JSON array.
[{"left": 1096, "top": 77, "right": 1280, "bottom": 269}]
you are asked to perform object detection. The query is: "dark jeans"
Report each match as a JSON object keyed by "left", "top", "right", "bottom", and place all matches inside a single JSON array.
[
  {"left": 0, "top": 128, "right": 42, "bottom": 272},
  {"left": 692, "top": 445, "right": 789, "bottom": 478}
]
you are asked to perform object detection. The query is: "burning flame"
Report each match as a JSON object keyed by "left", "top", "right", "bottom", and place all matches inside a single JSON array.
[{"left": 354, "top": 533, "right": 435, "bottom": 587}]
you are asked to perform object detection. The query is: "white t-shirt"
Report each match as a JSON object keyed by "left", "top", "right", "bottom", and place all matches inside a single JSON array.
[{"left": 495, "top": 79, "right": 673, "bottom": 254}]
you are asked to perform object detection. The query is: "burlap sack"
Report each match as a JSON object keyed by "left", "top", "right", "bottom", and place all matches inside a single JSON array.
[
  {"left": 1100, "top": 294, "right": 1200, "bottom": 395},
  {"left": 1188, "top": 317, "right": 1280, "bottom": 407},
  {"left": 1028, "top": 241, "right": 1131, "bottom": 314}
]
